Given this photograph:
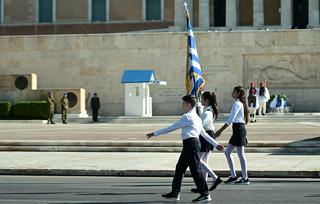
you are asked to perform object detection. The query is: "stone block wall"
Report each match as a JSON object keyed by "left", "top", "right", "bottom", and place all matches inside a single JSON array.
[{"left": 0, "top": 29, "right": 319, "bottom": 115}]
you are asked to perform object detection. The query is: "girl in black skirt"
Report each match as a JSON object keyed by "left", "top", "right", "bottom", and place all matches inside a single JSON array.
[
  {"left": 215, "top": 86, "right": 250, "bottom": 185},
  {"left": 192, "top": 91, "right": 223, "bottom": 192}
]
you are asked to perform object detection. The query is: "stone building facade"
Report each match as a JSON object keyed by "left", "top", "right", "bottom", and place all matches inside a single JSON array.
[
  {"left": 0, "top": 0, "right": 319, "bottom": 35},
  {"left": 0, "top": 29, "right": 319, "bottom": 115},
  {"left": 0, "top": 0, "right": 319, "bottom": 115}
]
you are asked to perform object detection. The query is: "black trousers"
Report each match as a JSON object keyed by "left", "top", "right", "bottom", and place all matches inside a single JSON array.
[
  {"left": 92, "top": 109, "right": 99, "bottom": 121},
  {"left": 171, "top": 138, "right": 209, "bottom": 196}
]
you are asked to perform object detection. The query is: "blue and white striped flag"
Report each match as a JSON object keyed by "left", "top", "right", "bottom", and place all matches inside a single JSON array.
[{"left": 185, "top": 12, "right": 205, "bottom": 97}]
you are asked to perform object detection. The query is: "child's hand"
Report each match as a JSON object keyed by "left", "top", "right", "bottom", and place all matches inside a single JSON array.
[
  {"left": 216, "top": 144, "right": 224, "bottom": 151},
  {"left": 146, "top": 133, "right": 154, "bottom": 139},
  {"left": 215, "top": 130, "right": 221, "bottom": 138}
]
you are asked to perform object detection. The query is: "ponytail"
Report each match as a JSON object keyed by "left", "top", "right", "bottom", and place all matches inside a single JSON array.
[{"left": 234, "top": 86, "right": 248, "bottom": 124}]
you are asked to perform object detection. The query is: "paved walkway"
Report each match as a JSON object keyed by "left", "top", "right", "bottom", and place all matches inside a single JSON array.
[{"left": 0, "top": 113, "right": 319, "bottom": 178}]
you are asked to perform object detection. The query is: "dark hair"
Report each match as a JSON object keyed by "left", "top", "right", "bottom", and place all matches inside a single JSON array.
[
  {"left": 233, "top": 86, "right": 248, "bottom": 124},
  {"left": 202, "top": 91, "right": 219, "bottom": 120},
  {"left": 182, "top": 95, "right": 197, "bottom": 108},
  {"left": 259, "top": 87, "right": 265, "bottom": 96},
  {"left": 250, "top": 83, "right": 256, "bottom": 89}
]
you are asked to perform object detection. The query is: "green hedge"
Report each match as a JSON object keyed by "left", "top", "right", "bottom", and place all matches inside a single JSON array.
[
  {"left": 13, "top": 101, "right": 48, "bottom": 119},
  {"left": 0, "top": 101, "right": 12, "bottom": 118}
]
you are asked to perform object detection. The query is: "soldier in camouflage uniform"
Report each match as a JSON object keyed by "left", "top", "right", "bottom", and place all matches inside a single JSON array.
[
  {"left": 46, "top": 91, "right": 56, "bottom": 124},
  {"left": 61, "top": 93, "right": 69, "bottom": 124}
]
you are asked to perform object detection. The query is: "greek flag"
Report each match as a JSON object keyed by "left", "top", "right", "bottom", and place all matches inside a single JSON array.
[{"left": 185, "top": 12, "right": 205, "bottom": 97}]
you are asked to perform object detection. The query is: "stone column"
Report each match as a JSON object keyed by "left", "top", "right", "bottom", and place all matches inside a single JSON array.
[
  {"left": 253, "top": 0, "right": 264, "bottom": 27},
  {"left": 199, "top": 0, "right": 210, "bottom": 28},
  {"left": 280, "top": 0, "right": 292, "bottom": 28},
  {"left": 309, "top": 0, "right": 320, "bottom": 27},
  {"left": 226, "top": 0, "right": 237, "bottom": 27},
  {"left": 173, "top": 0, "right": 193, "bottom": 30}
]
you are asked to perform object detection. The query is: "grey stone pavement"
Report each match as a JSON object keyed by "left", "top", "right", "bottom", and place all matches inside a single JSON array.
[{"left": 0, "top": 113, "right": 319, "bottom": 178}]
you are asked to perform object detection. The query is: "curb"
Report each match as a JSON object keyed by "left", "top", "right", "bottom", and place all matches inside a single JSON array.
[
  {"left": 0, "top": 113, "right": 319, "bottom": 124},
  {"left": 0, "top": 146, "right": 319, "bottom": 154},
  {"left": 0, "top": 140, "right": 319, "bottom": 153},
  {"left": 0, "top": 169, "right": 319, "bottom": 178}
]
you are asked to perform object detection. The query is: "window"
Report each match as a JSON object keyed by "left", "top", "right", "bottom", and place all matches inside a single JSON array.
[
  {"left": 130, "top": 87, "right": 139, "bottom": 97},
  {"left": 239, "top": 0, "right": 253, "bottom": 26},
  {"left": 264, "top": 0, "right": 280, "bottom": 25},
  {"left": 39, "top": 0, "right": 53, "bottom": 23},
  {"left": 92, "top": 0, "right": 106, "bottom": 21},
  {"left": 146, "top": 0, "right": 161, "bottom": 20},
  {"left": 0, "top": 0, "right": 2, "bottom": 24}
]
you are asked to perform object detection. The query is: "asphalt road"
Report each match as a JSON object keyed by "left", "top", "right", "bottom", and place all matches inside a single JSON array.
[{"left": 0, "top": 176, "right": 319, "bottom": 204}]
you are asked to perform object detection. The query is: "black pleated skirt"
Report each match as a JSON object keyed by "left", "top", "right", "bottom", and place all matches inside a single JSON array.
[
  {"left": 199, "top": 130, "right": 216, "bottom": 152},
  {"left": 229, "top": 123, "right": 247, "bottom": 146}
]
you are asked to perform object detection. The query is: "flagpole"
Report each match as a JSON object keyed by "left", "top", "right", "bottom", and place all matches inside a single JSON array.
[
  {"left": 184, "top": 2, "right": 190, "bottom": 95},
  {"left": 184, "top": 1, "right": 204, "bottom": 99},
  {"left": 184, "top": 2, "right": 197, "bottom": 99}
]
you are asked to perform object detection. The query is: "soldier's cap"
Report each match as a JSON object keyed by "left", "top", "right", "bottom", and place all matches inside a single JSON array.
[
  {"left": 63, "top": 93, "right": 67, "bottom": 95},
  {"left": 48, "top": 91, "right": 52, "bottom": 94},
  {"left": 93, "top": 92, "right": 97, "bottom": 95}
]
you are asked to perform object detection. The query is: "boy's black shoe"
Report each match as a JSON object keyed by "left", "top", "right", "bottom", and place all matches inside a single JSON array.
[
  {"left": 210, "top": 176, "right": 223, "bottom": 191},
  {"left": 192, "top": 194, "right": 212, "bottom": 203},
  {"left": 191, "top": 188, "right": 200, "bottom": 193},
  {"left": 63, "top": 120, "right": 67, "bottom": 124},
  {"left": 50, "top": 120, "right": 55, "bottom": 124},
  {"left": 224, "top": 176, "right": 238, "bottom": 184},
  {"left": 161, "top": 192, "right": 180, "bottom": 201},
  {"left": 234, "top": 178, "right": 250, "bottom": 185}
]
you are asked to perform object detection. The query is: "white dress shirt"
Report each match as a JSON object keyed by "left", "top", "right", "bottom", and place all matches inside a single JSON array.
[
  {"left": 154, "top": 109, "right": 218, "bottom": 147},
  {"left": 200, "top": 106, "right": 215, "bottom": 131},
  {"left": 226, "top": 99, "right": 245, "bottom": 125}
]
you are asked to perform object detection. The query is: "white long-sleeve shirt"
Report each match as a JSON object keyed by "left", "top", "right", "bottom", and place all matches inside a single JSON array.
[
  {"left": 200, "top": 106, "right": 215, "bottom": 131},
  {"left": 226, "top": 99, "right": 245, "bottom": 125},
  {"left": 154, "top": 109, "right": 218, "bottom": 147}
]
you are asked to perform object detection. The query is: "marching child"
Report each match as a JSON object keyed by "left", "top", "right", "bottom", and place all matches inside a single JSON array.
[
  {"left": 146, "top": 95, "right": 224, "bottom": 203},
  {"left": 191, "top": 91, "right": 223, "bottom": 193},
  {"left": 215, "top": 86, "right": 250, "bottom": 185}
]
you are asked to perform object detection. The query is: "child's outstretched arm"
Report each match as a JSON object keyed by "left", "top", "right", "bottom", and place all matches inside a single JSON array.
[
  {"left": 200, "top": 128, "right": 224, "bottom": 151},
  {"left": 146, "top": 132, "right": 154, "bottom": 139},
  {"left": 146, "top": 115, "right": 188, "bottom": 139}
]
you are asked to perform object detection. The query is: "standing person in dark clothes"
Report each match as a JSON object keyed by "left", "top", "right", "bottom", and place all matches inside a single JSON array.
[
  {"left": 61, "top": 93, "right": 69, "bottom": 124},
  {"left": 46, "top": 91, "right": 56, "bottom": 124},
  {"left": 90, "top": 92, "right": 100, "bottom": 122}
]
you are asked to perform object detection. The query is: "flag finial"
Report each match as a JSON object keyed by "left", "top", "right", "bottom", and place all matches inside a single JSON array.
[{"left": 183, "top": 2, "right": 188, "bottom": 13}]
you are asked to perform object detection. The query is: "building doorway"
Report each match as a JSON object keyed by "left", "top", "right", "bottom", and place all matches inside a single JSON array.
[
  {"left": 212, "top": 0, "right": 226, "bottom": 27},
  {"left": 293, "top": 0, "right": 308, "bottom": 29}
]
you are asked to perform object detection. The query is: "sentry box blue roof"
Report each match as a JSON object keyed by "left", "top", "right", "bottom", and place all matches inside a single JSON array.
[{"left": 121, "top": 70, "right": 156, "bottom": 83}]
